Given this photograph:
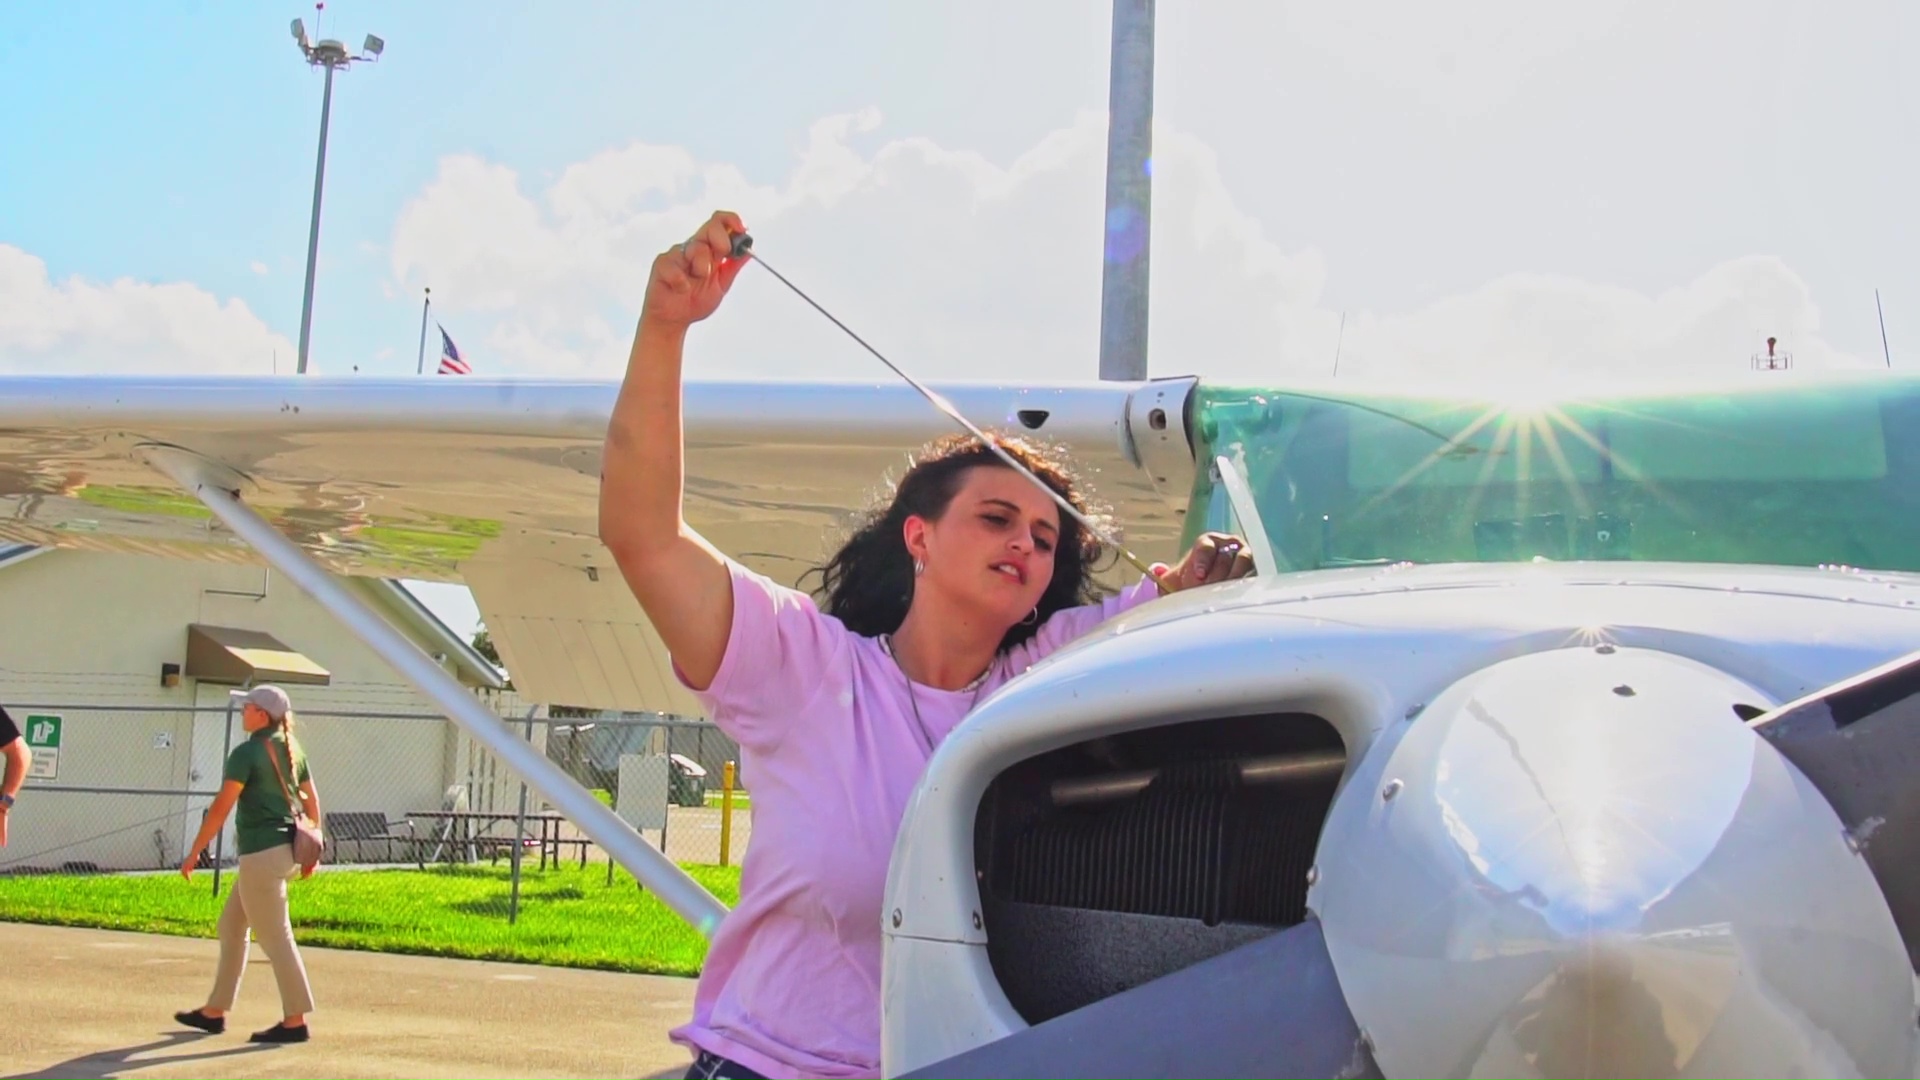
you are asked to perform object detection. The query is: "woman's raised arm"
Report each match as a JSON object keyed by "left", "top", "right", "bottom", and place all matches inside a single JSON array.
[{"left": 598, "top": 211, "right": 751, "bottom": 691}]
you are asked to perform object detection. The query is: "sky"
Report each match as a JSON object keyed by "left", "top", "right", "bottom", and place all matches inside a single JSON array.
[{"left": 3, "top": 0, "right": 1916, "bottom": 641}]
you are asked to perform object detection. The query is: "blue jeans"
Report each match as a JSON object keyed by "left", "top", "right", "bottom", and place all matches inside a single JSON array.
[{"left": 684, "top": 1049, "right": 770, "bottom": 1080}]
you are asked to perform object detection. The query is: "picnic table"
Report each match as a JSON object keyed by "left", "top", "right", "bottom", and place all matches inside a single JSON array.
[{"left": 406, "top": 809, "right": 589, "bottom": 871}]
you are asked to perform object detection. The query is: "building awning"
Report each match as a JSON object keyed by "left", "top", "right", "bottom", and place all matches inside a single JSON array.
[{"left": 185, "top": 624, "right": 331, "bottom": 686}]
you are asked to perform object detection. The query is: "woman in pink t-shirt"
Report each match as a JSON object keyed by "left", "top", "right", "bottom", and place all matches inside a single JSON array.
[{"left": 599, "top": 210, "right": 1254, "bottom": 1080}]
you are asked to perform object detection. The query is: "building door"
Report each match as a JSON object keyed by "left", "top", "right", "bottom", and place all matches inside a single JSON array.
[{"left": 183, "top": 685, "right": 241, "bottom": 864}]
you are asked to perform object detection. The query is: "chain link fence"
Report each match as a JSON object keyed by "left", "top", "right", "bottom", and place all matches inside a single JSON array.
[{"left": 0, "top": 701, "right": 751, "bottom": 945}]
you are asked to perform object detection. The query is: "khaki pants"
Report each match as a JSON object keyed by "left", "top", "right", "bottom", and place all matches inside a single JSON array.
[{"left": 205, "top": 843, "right": 316, "bottom": 1017}]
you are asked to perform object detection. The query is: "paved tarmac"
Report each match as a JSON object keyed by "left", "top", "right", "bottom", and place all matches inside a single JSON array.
[{"left": 0, "top": 922, "right": 699, "bottom": 1079}]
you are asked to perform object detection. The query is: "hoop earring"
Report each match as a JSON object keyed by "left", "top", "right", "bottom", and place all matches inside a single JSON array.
[
  {"left": 913, "top": 558, "right": 925, "bottom": 577},
  {"left": 1021, "top": 606, "right": 1038, "bottom": 626}
]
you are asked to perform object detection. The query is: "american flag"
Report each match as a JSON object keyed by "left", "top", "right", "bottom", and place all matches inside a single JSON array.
[{"left": 436, "top": 326, "right": 470, "bottom": 375}]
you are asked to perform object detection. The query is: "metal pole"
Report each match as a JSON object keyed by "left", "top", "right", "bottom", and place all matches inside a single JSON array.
[
  {"left": 416, "top": 289, "right": 432, "bottom": 375},
  {"left": 211, "top": 695, "right": 236, "bottom": 898},
  {"left": 509, "top": 707, "right": 532, "bottom": 924},
  {"left": 719, "top": 761, "right": 735, "bottom": 868},
  {"left": 1098, "top": 0, "right": 1155, "bottom": 382},
  {"left": 142, "top": 446, "right": 730, "bottom": 937},
  {"left": 659, "top": 733, "right": 671, "bottom": 860},
  {"left": 296, "top": 61, "right": 338, "bottom": 376}
]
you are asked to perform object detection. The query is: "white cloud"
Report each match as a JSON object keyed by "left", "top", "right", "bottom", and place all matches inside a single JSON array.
[
  {"left": 1216, "top": 1, "right": 1645, "bottom": 119},
  {"left": 249, "top": 260, "right": 270, "bottom": 276},
  {"left": 0, "top": 105, "right": 1867, "bottom": 385},
  {"left": 0, "top": 246, "right": 292, "bottom": 375},
  {"left": 385, "top": 108, "right": 1868, "bottom": 384},
  {"left": 1322, "top": 256, "right": 1864, "bottom": 382}
]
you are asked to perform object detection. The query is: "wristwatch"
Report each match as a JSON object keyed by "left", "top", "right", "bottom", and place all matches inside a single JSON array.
[{"left": 0, "top": 792, "right": 14, "bottom": 809}]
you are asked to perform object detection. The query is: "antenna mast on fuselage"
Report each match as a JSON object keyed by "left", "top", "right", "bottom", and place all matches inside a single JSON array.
[{"left": 1752, "top": 336, "right": 1793, "bottom": 371}]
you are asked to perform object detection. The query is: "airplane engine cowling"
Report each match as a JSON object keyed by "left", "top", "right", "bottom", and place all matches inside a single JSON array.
[{"left": 1312, "top": 645, "right": 1917, "bottom": 1079}]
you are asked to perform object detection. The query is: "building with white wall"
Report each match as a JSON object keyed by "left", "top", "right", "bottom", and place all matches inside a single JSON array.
[{"left": 0, "top": 544, "right": 535, "bottom": 872}]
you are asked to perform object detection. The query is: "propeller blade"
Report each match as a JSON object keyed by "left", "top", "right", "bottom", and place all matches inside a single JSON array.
[
  {"left": 895, "top": 917, "right": 1380, "bottom": 1079},
  {"left": 1750, "top": 648, "right": 1920, "bottom": 970}
]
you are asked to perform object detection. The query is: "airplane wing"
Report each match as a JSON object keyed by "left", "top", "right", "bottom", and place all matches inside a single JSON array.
[{"left": 0, "top": 374, "right": 1199, "bottom": 714}]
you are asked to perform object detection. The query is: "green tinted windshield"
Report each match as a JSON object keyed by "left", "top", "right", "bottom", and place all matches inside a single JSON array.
[{"left": 1184, "top": 376, "right": 1920, "bottom": 574}]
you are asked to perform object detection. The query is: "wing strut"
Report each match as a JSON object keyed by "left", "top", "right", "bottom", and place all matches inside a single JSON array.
[{"left": 139, "top": 443, "right": 730, "bottom": 937}]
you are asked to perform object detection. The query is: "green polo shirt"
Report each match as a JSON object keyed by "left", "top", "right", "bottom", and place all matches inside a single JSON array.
[{"left": 224, "top": 729, "right": 311, "bottom": 856}]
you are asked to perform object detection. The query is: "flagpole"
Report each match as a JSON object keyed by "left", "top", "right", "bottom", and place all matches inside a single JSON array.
[{"left": 415, "top": 287, "right": 431, "bottom": 374}]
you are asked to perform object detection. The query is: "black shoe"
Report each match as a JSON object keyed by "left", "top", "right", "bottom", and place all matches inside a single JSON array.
[
  {"left": 248, "top": 1022, "right": 309, "bottom": 1044},
  {"left": 174, "top": 1009, "right": 224, "bottom": 1034}
]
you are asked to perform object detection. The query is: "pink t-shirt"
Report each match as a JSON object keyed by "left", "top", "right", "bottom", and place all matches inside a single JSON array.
[{"left": 670, "top": 558, "right": 1164, "bottom": 1079}]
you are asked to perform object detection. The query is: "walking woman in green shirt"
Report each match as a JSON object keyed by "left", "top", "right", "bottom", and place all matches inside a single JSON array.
[{"left": 173, "top": 685, "right": 323, "bottom": 1044}]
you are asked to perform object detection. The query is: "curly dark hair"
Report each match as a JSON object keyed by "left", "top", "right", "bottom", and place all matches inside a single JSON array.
[{"left": 806, "top": 432, "right": 1116, "bottom": 654}]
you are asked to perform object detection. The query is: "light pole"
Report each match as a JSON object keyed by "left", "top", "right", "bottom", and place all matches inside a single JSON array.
[
  {"left": 1098, "top": 0, "right": 1153, "bottom": 382},
  {"left": 290, "top": 10, "right": 383, "bottom": 375}
]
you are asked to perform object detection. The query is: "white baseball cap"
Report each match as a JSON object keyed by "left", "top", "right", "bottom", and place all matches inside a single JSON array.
[{"left": 235, "top": 685, "right": 292, "bottom": 720}]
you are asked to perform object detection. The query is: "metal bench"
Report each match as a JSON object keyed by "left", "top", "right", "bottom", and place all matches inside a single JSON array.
[{"left": 324, "top": 811, "right": 420, "bottom": 866}]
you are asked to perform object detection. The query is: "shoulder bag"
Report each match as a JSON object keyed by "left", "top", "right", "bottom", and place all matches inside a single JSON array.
[{"left": 265, "top": 735, "right": 324, "bottom": 871}]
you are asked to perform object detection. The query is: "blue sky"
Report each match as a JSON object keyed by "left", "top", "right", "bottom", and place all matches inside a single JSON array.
[
  {"left": 5, "top": 0, "right": 1916, "bottom": 642},
  {"left": 0, "top": 0, "right": 1117, "bottom": 376}
]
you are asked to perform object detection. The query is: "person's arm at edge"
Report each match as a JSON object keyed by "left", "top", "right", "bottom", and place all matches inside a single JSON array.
[
  {"left": 0, "top": 736, "right": 28, "bottom": 803},
  {"left": 0, "top": 734, "right": 27, "bottom": 847}
]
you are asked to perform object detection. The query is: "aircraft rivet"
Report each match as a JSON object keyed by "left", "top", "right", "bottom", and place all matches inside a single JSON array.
[
  {"left": 891, "top": 909, "right": 903, "bottom": 928},
  {"left": 972, "top": 911, "right": 983, "bottom": 930},
  {"left": 1382, "top": 779, "right": 1403, "bottom": 801}
]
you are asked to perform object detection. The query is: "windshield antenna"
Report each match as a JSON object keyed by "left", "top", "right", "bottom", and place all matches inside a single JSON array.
[
  {"left": 1878, "top": 289, "right": 1893, "bottom": 369},
  {"left": 727, "top": 232, "right": 1172, "bottom": 594}
]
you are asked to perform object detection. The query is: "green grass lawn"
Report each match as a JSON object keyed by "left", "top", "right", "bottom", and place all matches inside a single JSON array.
[{"left": 0, "top": 861, "right": 740, "bottom": 978}]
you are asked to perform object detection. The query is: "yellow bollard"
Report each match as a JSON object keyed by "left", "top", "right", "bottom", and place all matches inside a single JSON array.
[{"left": 719, "top": 760, "right": 736, "bottom": 868}]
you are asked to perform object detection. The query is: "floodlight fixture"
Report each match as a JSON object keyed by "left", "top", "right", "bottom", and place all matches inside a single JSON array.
[{"left": 287, "top": 12, "right": 386, "bottom": 375}]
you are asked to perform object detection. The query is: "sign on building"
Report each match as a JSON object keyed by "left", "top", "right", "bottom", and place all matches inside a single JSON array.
[{"left": 25, "top": 713, "right": 60, "bottom": 780}]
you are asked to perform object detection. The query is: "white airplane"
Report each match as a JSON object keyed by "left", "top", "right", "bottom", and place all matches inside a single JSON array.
[
  {"left": 13, "top": 5, "right": 1920, "bottom": 1075},
  {"left": 3, "top": 364, "right": 1920, "bottom": 1080}
]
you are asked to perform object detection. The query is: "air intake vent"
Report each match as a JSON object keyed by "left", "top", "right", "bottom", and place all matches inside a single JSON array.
[
  {"left": 997, "top": 760, "right": 1328, "bottom": 926},
  {"left": 974, "top": 712, "right": 1344, "bottom": 1023}
]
